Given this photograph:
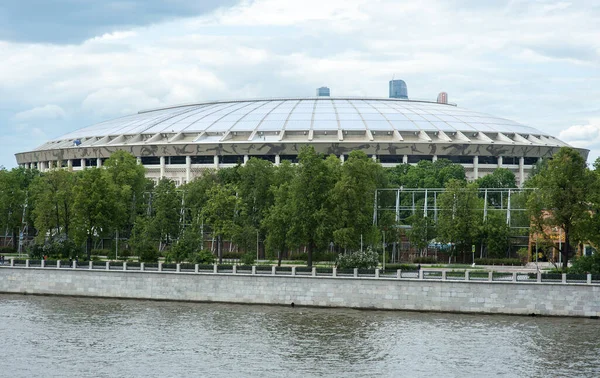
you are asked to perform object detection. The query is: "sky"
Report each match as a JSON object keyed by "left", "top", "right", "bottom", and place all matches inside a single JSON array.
[{"left": 1, "top": 0, "right": 599, "bottom": 168}]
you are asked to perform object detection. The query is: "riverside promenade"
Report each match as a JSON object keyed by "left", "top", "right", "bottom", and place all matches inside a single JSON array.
[{"left": 1, "top": 259, "right": 599, "bottom": 318}]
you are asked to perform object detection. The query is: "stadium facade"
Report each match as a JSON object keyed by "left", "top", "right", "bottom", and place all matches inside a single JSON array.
[{"left": 15, "top": 96, "right": 587, "bottom": 186}]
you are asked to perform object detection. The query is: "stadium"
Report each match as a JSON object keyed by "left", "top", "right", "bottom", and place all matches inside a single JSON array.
[{"left": 15, "top": 86, "right": 588, "bottom": 186}]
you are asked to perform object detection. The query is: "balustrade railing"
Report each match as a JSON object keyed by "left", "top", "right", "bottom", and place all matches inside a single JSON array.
[{"left": 2, "top": 259, "right": 598, "bottom": 285}]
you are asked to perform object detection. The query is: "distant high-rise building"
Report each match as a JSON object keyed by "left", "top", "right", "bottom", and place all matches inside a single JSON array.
[
  {"left": 437, "top": 92, "right": 448, "bottom": 104},
  {"left": 389, "top": 80, "right": 408, "bottom": 99},
  {"left": 316, "top": 87, "right": 330, "bottom": 96}
]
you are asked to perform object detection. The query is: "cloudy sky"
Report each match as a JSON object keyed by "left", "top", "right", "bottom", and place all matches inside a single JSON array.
[{"left": 1, "top": 0, "right": 599, "bottom": 168}]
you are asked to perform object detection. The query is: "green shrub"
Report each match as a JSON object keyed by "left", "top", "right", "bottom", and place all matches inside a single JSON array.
[
  {"left": 137, "top": 244, "right": 159, "bottom": 263},
  {"left": 383, "top": 263, "right": 418, "bottom": 271},
  {"left": 240, "top": 253, "right": 255, "bottom": 266},
  {"left": 0, "top": 246, "right": 16, "bottom": 254},
  {"left": 474, "top": 258, "right": 522, "bottom": 266},
  {"left": 222, "top": 251, "right": 244, "bottom": 259},
  {"left": 91, "top": 249, "right": 112, "bottom": 258},
  {"left": 569, "top": 253, "right": 600, "bottom": 274},
  {"left": 412, "top": 256, "right": 437, "bottom": 264},
  {"left": 336, "top": 247, "right": 379, "bottom": 269},
  {"left": 188, "top": 250, "right": 215, "bottom": 265}
]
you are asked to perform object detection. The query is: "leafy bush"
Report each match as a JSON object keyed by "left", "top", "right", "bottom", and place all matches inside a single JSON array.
[
  {"left": 569, "top": 253, "right": 600, "bottom": 274},
  {"left": 222, "top": 252, "right": 244, "bottom": 259},
  {"left": 28, "top": 244, "right": 45, "bottom": 260},
  {"left": 0, "top": 246, "right": 15, "bottom": 254},
  {"left": 383, "top": 263, "right": 418, "bottom": 271},
  {"left": 188, "top": 250, "right": 215, "bottom": 265},
  {"left": 240, "top": 253, "right": 255, "bottom": 266},
  {"left": 137, "top": 243, "right": 159, "bottom": 263},
  {"left": 412, "top": 256, "right": 437, "bottom": 264},
  {"left": 474, "top": 258, "right": 522, "bottom": 266},
  {"left": 336, "top": 247, "right": 379, "bottom": 269},
  {"left": 91, "top": 249, "right": 112, "bottom": 257}
]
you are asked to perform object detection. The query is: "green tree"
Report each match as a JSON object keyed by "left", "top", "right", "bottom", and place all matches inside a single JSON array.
[
  {"left": 330, "top": 151, "right": 384, "bottom": 251},
  {"left": 437, "top": 179, "right": 482, "bottom": 263},
  {"left": 237, "top": 158, "right": 274, "bottom": 257},
  {"left": 407, "top": 211, "right": 436, "bottom": 257},
  {"left": 527, "top": 147, "right": 594, "bottom": 270},
  {"left": 289, "top": 146, "right": 336, "bottom": 267},
  {"left": 30, "top": 169, "right": 75, "bottom": 242},
  {"left": 72, "top": 168, "right": 118, "bottom": 259},
  {"left": 149, "top": 178, "right": 181, "bottom": 250},
  {"left": 201, "top": 183, "right": 240, "bottom": 264},
  {"left": 0, "top": 167, "right": 38, "bottom": 250},
  {"left": 129, "top": 216, "right": 158, "bottom": 263},
  {"left": 476, "top": 168, "right": 517, "bottom": 207},
  {"left": 103, "top": 151, "right": 147, "bottom": 235}
]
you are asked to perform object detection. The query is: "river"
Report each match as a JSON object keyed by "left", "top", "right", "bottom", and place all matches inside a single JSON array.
[{"left": 1, "top": 294, "right": 598, "bottom": 377}]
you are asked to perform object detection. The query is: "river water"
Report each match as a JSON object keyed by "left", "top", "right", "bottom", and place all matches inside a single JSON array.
[{"left": 0, "top": 294, "right": 599, "bottom": 378}]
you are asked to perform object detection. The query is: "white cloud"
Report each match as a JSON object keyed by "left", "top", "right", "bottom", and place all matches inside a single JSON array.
[
  {"left": 559, "top": 121, "right": 600, "bottom": 147},
  {"left": 82, "top": 88, "right": 162, "bottom": 116},
  {"left": 13, "top": 104, "right": 66, "bottom": 121},
  {"left": 0, "top": 0, "right": 599, "bottom": 169}
]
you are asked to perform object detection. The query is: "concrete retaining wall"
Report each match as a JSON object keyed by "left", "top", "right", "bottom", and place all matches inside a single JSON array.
[{"left": 1, "top": 267, "right": 599, "bottom": 317}]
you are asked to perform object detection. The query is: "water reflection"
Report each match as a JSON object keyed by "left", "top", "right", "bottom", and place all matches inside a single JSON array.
[{"left": 0, "top": 294, "right": 599, "bottom": 378}]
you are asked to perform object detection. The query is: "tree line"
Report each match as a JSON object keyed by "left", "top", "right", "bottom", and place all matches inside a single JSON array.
[{"left": 0, "top": 147, "right": 598, "bottom": 269}]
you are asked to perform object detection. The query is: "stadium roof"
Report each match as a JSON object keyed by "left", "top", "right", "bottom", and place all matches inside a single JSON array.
[{"left": 37, "top": 97, "right": 569, "bottom": 150}]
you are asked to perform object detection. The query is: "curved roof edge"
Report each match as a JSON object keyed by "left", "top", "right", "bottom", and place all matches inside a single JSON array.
[{"left": 137, "top": 96, "right": 458, "bottom": 114}]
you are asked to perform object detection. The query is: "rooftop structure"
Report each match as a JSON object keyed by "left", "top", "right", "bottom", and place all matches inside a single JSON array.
[{"left": 15, "top": 96, "right": 587, "bottom": 186}]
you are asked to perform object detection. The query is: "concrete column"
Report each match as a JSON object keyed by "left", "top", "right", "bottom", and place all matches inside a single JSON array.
[
  {"left": 158, "top": 262, "right": 163, "bottom": 272},
  {"left": 275, "top": 155, "right": 281, "bottom": 166},
  {"left": 519, "top": 157, "right": 525, "bottom": 186},
  {"left": 402, "top": 155, "right": 408, "bottom": 164},
  {"left": 339, "top": 155, "right": 345, "bottom": 163},
  {"left": 136, "top": 157, "right": 142, "bottom": 165},
  {"left": 186, "top": 156, "right": 191, "bottom": 183},
  {"left": 251, "top": 266, "right": 256, "bottom": 275},
  {"left": 213, "top": 264, "right": 218, "bottom": 274},
  {"left": 375, "top": 269, "right": 380, "bottom": 278},
  {"left": 194, "top": 264, "right": 199, "bottom": 273},
  {"left": 432, "top": 155, "right": 438, "bottom": 162},
  {"left": 333, "top": 267, "right": 337, "bottom": 277},
  {"left": 512, "top": 272, "right": 517, "bottom": 282},
  {"left": 47, "top": 160, "right": 54, "bottom": 170},
  {"left": 55, "top": 260, "right": 59, "bottom": 268},
  {"left": 537, "top": 271, "right": 542, "bottom": 283},
  {"left": 465, "top": 270, "right": 470, "bottom": 281},
  {"left": 371, "top": 154, "right": 377, "bottom": 162},
  {"left": 39, "top": 161, "right": 46, "bottom": 172},
  {"left": 140, "top": 262, "right": 145, "bottom": 271},
  {"left": 105, "top": 261, "right": 110, "bottom": 270},
  {"left": 232, "top": 265, "right": 237, "bottom": 274},
  {"left": 81, "top": 159, "right": 86, "bottom": 169},
  {"left": 587, "top": 274, "right": 592, "bottom": 284},
  {"left": 160, "top": 156, "right": 166, "bottom": 178},
  {"left": 176, "top": 263, "right": 180, "bottom": 273},
  {"left": 396, "top": 269, "right": 401, "bottom": 279},
  {"left": 312, "top": 267, "right": 316, "bottom": 277},
  {"left": 498, "top": 156, "right": 503, "bottom": 168},
  {"left": 214, "top": 155, "right": 219, "bottom": 168},
  {"left": 89, "top": 261, "right": 93, "bottom": 270},
  {"left": 272, "top": 266, "right": 276, "bottom": 275},
  {"left": 353, "top": 268, "right": 358, "bottom": 278},
  {"left": 473, "top": 155, "right": 479, "bottom": 180},
  {"left": 488, "top": 271, "right": 493, "bottom": 282},
  {"left": 122, "top": 262, "right": 126, "bottom": 271},
  {"left": 97, "top": 158, "right": 102, "bottom": 168},
  {"left": 67, "top": 159, "right": 73, "bottom": 169},
  {"left": 442, "top": 271, "right": 447, "bottom": 281},
  {"left": 418, "top": 270, "right": 424, "bottom": 280},
  {"left": 243, "top": 155, "right": 249, "bottom": 164},
  {"left": 562, "top": 273, "right": 567, "bottom": 284},
  {"left": 291, "top": 267, "right": 296, "bottom": 276},
  {"left": 25, "top": 259, "right": 30, "bottom": 268},
  {"left": 41, "top": 259, "right": 45, "bottom": 268},
  {"left": 73, "top": 261, "right": 77, "bottom": 269}
]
